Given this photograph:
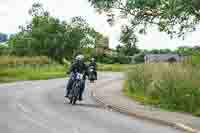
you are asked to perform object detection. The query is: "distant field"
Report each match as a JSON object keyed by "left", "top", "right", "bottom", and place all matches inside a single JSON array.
[
  {"left": 0, "top": 56, "right": 134, "bottom": 83},
  {"left": 97, "top": 63, "right": 135, "bottom": 72},
  {"left": 0, "top": 56, "right": 66, "bottom": 82}
]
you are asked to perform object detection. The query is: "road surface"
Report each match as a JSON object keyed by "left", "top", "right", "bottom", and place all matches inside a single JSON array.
[{"left": 0, "top": 73, "right": 185, "bottom": 133}]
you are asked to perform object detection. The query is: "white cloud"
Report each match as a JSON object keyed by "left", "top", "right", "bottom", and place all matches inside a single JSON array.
[{"left": 0, "top": 0, "right": 200, "bottom": 49}]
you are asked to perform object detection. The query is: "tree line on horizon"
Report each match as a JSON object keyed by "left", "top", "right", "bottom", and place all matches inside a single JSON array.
[
  {"left": 0, "top": 3, "right": 111, "bottom": 64},
  {"left": 1, "top": 1, "right": 200, "bottom": 64}
]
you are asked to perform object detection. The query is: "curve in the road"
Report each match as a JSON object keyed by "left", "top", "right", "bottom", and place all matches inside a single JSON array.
[{"left": 0, "top": 73, "right": 186, "bottom": 133}]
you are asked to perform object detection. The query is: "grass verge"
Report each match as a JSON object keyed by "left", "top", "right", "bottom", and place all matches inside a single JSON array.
[
  {"left": 123, "top": 80, "right": 160, "bottom": 106},
  {"left": 124, "top": 63, "right": 200, "bottom": 117},
  {"left": 97, "top": 63, "right": 135, "bottom": 72},
  {"left": 0, "top": 65, "right": 66, "bottom": 83}
]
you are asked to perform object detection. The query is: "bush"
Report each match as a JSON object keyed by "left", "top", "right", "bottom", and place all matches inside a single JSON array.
[
  {"left": 96, "top": 54, "right": 130, "bottom": 64},
  {"left": 126, "top": 63, "right": 200, "bottom": 116},
  {"left": 114, "top": 55, "right": 130, "bottom": 64},
  {"left": 134, "top": 53, "right": 145, "bottom": 63},
  {"left": 191, "top": 55, "right": 200, "bottom": 65},
  {"left": 0, "top": 45, "right": 10, "bottom": 55}
]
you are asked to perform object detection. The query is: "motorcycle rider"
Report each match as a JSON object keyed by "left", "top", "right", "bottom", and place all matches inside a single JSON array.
[
  {"left": 65, "top": 54, "right": 88, "bottom": 101},
  {"left": 88, "top": 57, "right": 97, "bottom": 81}
]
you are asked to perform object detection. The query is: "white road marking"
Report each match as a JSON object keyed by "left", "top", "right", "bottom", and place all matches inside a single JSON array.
[{"left": 16, "top": 103, "right": 58, "bottom": 133}]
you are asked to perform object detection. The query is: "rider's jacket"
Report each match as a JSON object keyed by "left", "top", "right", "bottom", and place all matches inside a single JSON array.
[
  {"left": 68, "top": 60, "right": 88, "bottom": 80},
  {"left": 88, "top": 61, "right": 97, "bottom": 71}
]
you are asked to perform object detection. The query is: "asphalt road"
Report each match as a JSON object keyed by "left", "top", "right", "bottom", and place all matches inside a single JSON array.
[{"left": 0, "top": 73, "right": 185, "bottom": 133}]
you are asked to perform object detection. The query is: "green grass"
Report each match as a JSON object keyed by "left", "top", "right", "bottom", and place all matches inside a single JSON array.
[
  {"left": 0, "top": 65, "right": 66, "bottom": 83},
  {"left": 123, "top": 80, "right": 159, "bottom": 105},
  {"left": 97, "top": 63, "right": 135, "bottom": 72},
  {"left": 125, "top": 63, "right": 200, "bottom": 117},
  {"left": 0, "top": 59, "right": 134, "bottom": 83},
  {"left": 0, "top": 56, "right": 67, "bottom": 83},
  {"left": 0, "top": 62, "right": 132, "bottom": 83},
  {"left": 0, "top": 56, "right": 135, "bottom": 83}
]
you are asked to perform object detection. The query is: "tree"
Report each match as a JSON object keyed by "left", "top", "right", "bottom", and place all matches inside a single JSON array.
[
  {"left": 0, "top": 45, "right": 9, "bottom": 55},
  {"left": 175, "top": 45, "right": 200, "bottom": 55},
  {"left": 149, "top": 49, "right": 160, "bottom": 54},
  {"left": 28, "top": 3, "right": 49, "bottom": 17},
  {"left": 89, "top": 0, "right": 200, "bottom": 38},
  {"left": 95, "top": 33, "right": 109, "bottom": 48},
  {"left": 119, "top": 25, "right": 140, "bottom": 56},
  {"left": 116, "top": 44, "right": 140, "bottom": 56},
  {"left": 175, "top": 46, "right": 193, "bottom": 55},
  {"left": 116, "top": 44, "right": 122, "bottom": 53},
  {"left": 116, "top": 25, "right": 140, "bottom": 56},
  {"left": 94, "top": 33, "right": 109, "bottom": 55},
  {"left": 8, "top": 3, "right": 98, "bottom": 63},
  {"left": 159, "top": 49, "right": 172, "bottom": 54},
  {"left": 147, "top": 48, "right": 172, "bottom": 54},
  {"left": 134, "top": 53, "right": 145, "bottom": 63}
]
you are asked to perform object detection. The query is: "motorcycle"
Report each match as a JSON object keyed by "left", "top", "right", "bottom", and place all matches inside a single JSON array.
[{"left": 68, "top": 72, "right": 83, "bottom": 105}]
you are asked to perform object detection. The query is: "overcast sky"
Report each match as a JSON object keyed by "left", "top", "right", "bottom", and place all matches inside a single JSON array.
[{"left": 0, "top": 0, "right": 200, "bottom": 50}]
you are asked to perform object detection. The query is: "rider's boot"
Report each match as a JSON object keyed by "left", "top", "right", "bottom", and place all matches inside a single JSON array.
[
  {"left": 65, "top": 90, "right": 70, "bottom": 98},
  {"left": 78, "top": 95, "right": 83, "bottom": 101},
  {"left": 65, "top": 93, "right": 69, "bottom": 98}
]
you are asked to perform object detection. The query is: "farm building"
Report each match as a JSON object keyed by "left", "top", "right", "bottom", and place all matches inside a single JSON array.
[{"left": 144, "top": 54, "right": 184, "bottom": 63}]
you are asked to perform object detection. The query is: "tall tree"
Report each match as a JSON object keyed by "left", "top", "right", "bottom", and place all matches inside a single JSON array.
[
  {"left": 9, "top": 3, "right": 98, "bottom": 63},
  {"left": 94, "top": 33, "right": 109, "bottom": 55},
  {"left": 117, "top": 25, "right": 140, "bottom": 56}
]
